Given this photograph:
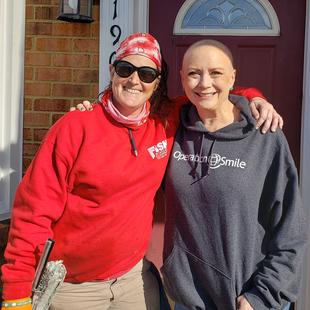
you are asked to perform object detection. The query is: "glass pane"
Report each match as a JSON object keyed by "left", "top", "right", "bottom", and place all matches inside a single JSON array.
[
  {"left": 181, "top": 0, "right": 272, "bottom": 30},
  {"left": 63, "top": 0, "right": 79, "bottom": 14},
  {"left": 80, "top": 0, "right": 91, "bottom": 16}
]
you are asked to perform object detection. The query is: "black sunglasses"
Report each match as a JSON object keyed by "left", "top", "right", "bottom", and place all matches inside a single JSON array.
[{"left": 113, "top": 60, "right": 161, "bottom": 83}]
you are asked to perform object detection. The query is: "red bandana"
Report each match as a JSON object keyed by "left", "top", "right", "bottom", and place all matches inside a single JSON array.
[{"left": 115, "top": 33, "right": 162, "bottom": 72}]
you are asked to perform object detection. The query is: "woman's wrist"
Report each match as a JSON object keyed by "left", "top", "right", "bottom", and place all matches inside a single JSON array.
[{"left": 2, "top": 297, "right": 31, "bottom": 309}]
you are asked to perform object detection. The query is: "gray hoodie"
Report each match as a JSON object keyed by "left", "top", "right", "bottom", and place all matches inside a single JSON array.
[{"left": 161, "top": 95, "right": 307, "bottom": 310}]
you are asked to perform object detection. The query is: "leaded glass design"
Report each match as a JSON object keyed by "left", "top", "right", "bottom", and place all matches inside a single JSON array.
[{"left": 181, "top": 0, "right": 272, "bottom": 30}]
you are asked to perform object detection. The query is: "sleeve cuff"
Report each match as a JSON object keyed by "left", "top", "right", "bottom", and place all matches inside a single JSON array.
[
  {"left": 2, "top": 282, "right": 32, "bottom": 301},
  {"left": 244, "top": 287, "right": 271, "bottom": 310},
  {"left": 231, "top": 86, "right": 267, "bottom": 102}
]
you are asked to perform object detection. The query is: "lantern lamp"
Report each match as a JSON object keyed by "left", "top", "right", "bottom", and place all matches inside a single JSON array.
[{"left": 57, "top": 0, "right": 94, "bottom": 23}]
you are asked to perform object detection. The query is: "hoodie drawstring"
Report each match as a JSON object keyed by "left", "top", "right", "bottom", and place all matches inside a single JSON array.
[
  {"left": 193, "top": 134, "right": 216, "bottom": 181},
  {"left": 127, "top": 128, "right": 138, "bottom": 157},
  {"left": 205, "top": 138, "right": 216, "bottom": 177},
  {"left": 194, "top": 134, "right": 205, "bottom": 178},
  {"left": 120, "top": 125, "right": 138, "bottom": 157}
]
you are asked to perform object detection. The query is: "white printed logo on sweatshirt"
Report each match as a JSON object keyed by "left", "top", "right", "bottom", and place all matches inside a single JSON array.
[
  {"left": 148, "top": 140, "right": 168, "bottom": 159},
  {"left": 173, "top": 151, "right": 246, "bottom": 169}
]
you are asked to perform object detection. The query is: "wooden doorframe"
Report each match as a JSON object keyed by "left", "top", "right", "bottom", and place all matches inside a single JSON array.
[{"left": 297, "top": 1, "right": 310, "bottom": 308}]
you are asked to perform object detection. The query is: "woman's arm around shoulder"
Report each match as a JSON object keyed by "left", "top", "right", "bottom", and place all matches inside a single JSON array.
[{"left": 231, "top": 86, "right": 284, "bottom": 133}]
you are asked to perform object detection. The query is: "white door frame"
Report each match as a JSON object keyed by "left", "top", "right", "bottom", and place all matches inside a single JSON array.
[{"left": 0, "top": 0, "right": 25, "bottom": 220}]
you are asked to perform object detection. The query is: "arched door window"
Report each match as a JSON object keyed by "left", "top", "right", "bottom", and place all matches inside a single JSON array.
[{"left": 174, "top": 0, "right": 280, "bottom": 36}]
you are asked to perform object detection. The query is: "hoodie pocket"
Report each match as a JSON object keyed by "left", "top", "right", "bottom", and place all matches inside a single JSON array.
[{"left": 161, "top": 246, "right": 236, "bottom": 310}]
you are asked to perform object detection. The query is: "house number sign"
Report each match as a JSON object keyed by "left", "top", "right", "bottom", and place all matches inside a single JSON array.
[{"left": 109, "top": 0, "right": 121, "bottom": 64}]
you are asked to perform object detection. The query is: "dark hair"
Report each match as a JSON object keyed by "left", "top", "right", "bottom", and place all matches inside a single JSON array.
[{"left": 148, "top": 50, "right": 174, "bottom": 118}]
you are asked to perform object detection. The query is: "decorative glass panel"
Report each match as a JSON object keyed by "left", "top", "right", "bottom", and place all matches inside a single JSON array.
[
  {"left": 182, "top": 0, "right": 270, "bottom": 30},
  {"left": 174, "top": 0, "right": 280, "bottom": 36}
]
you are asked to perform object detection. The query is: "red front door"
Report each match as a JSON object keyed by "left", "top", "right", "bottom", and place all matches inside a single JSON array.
[
  {"left": 146, "top": 0, "right": 306, "bottom": 269},
  {"left": 150, "top": 0, "right": 305, "bottom": 167}
]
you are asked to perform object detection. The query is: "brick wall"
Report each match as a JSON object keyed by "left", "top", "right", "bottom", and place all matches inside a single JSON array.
[{"left": 23, "top": 0, "right": 100, "bottom": 173}]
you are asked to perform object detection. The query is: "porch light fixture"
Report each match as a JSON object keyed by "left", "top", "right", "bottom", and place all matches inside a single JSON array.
[{"left": 57, "top": 0, "right": 94, "bottom": 23}]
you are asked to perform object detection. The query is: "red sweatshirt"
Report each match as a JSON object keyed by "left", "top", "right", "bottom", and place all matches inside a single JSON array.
[{"left": 1, "top": 88, "right": 262, "bottom": 300}]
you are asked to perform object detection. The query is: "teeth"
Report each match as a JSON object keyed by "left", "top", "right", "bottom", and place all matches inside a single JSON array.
[
  {"left": 199, "top": 93, "right": 214, "bottom": 97},
  {"left": 126, "top": 88, "right": 140, "bottom": 94}
]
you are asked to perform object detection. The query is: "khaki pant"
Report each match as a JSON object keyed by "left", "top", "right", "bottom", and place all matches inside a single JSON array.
[{"left": 49, "top": 258, "right": 160, "bottom": 310}]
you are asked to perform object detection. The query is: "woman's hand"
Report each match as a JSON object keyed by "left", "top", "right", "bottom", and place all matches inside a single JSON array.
[
  {"left": 69, "top": 100, "right": 93, "bottom": 112},
  {"left": 249, "top": 97, "right": 284, "bottom": 134},
  {"left": 236, "top": 295, "right": 254, "bottom": 310}
]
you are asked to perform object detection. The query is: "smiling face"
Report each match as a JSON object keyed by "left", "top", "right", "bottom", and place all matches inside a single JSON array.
[
  {"left": 180, "top": 43, "right": 236, "bottom": 119},
  {"left": 109, "top": 55, "right": 160, "bottom": 117}
]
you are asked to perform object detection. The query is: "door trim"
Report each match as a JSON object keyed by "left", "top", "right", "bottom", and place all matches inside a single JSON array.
[
  {"left": 297, "top": 0, "right": 310, "bottom": 308},
  {"left": 173, "top": 0, "right": 280, "bottom": 36},
  {"left": 0, "top": 0, "right": 25, "bottom": 220}
]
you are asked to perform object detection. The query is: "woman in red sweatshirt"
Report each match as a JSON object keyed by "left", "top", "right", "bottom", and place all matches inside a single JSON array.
[{"left": 1, "top": 33, "right": 281, "bottom": 310}]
